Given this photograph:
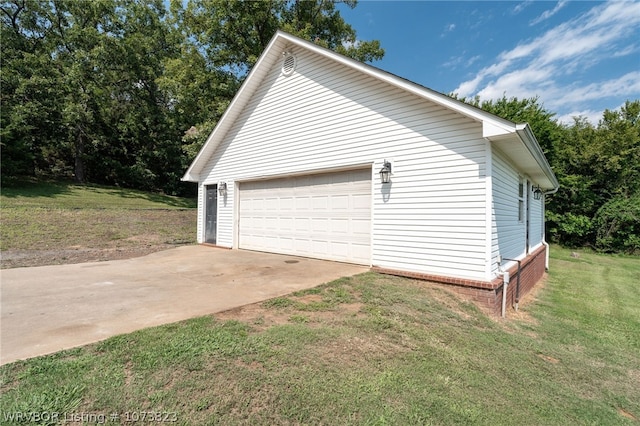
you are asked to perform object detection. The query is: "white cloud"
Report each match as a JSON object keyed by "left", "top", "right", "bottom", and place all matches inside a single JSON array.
[
  {"left": 452, "top": 1, "right": 640, "bottom": 123},
  {"left": 466, "top": 55, "right": 481, "bottom": 67},
  {"left": 440, "top": 23, "right": 456, "bottom": 38},
  {"left": 443, "top": 54, "right": 482, "bottom": 70},
  {"left": 530, "top": 0, "right": 568, "bottom": 26},
  {"left": 558, "top": 71, "right": 640, "bottom": 105},
  {"left": 556, "top": 100, "right": 631, "bottom": 125},
  {"left": 556, "top": 109, "right": 603, "bottom": 126},
  {"left": 476, "top": 67, "right": 555, "bottom": 100},
  {"left": 455, "top": 74, "right": 484, "bottom": 98},
  {"left": 443, "top": 55, "right": 463, "bottom": 69},
  {"left": 365, "top": 12, "right": 375, "bottom": 26},
  {"left": 612, "top": 44, "right": 637, "bottom": 57},
  {"left": 513, "top": 1, "right": 533, "bottom": 15}
]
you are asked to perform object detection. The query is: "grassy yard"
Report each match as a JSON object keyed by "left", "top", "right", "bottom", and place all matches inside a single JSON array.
[
  {"left": 0, "top": 181, "right": 196, "bottom": 267},
  {"left": 1, "top": 246, "right": 638, "bottom": 425}
]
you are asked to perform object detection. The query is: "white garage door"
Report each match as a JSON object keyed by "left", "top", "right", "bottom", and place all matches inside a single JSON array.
[{"left": 239, "top": 169, "right": 371, "bottom": 265}]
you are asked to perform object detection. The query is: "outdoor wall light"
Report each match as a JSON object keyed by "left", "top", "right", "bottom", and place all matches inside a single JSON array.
[
  {"left": 532, "top": 185, "right": 543, "bottom": 200},
  {"left": 379, "top": 160, "right": 392, "bottom": 184},
  {"left": 218, "top": 181, "right": 227, "bottom": 196}
]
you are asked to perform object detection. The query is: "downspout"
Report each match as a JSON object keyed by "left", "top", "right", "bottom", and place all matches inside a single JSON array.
[
  {"left": 501, "top": 271, "right": 510, "bottom": 318},
  {"left": 502, "top": 257, "right": 522, "bottom": 312},
  {"left": 502, "top": 185, "right": 557, "bottom": 314}
]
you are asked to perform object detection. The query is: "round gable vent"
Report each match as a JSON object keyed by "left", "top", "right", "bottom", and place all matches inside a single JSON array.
[{"left": 281, "top": 52, "right": 296, "bottom": 76}]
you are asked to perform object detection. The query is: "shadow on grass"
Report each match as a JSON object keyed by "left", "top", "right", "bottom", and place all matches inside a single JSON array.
[
  {"left": 105, "top": 187, "right": 195, "bottom": 208},
  {"left": 0, "top": 179, "right": 71, "bottom": 198},
  {"left": 1, "top": 179, "right": 196, "bottom": 209}
]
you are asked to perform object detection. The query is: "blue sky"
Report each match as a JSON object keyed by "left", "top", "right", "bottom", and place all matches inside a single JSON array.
[{"left": 338, "top": 1, "right": 640, "bottom": 125}]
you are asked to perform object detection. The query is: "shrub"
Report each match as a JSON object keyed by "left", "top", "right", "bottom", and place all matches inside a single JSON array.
[
  {"left": 593, "top": 194, "right": 640, "bottom": 254},
  {"left": 546, "top": 211, "right": 594, "bottom": 248}
]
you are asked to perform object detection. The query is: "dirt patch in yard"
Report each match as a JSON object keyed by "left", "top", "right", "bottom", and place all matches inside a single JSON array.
[
  {"left": 1, "top": 208, "right": 195, "bottom": 269},
  {"left": 215, "top": 295, "right": 365, "bottom": 332},
  {"left": 617, "top": 408, "right": 638, "bottom": 421},
  {"left": 0, "top": 244, "right": 185, "bottom": 269}
]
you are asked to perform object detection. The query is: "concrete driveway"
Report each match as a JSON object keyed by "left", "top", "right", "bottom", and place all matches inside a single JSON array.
[{"left": 0, "top": 246, "right": 368, "bottom": 365}]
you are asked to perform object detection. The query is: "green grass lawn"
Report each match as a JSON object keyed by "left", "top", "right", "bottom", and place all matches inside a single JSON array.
[
  {"left": 0, "top": 181, "right": 196, "bottom": 255},
  {"left": 1, "top": 180, "right": 196, "bottom": 210},
  {"left": 1, "top": 246, "right": 638, "bottom": 425}
]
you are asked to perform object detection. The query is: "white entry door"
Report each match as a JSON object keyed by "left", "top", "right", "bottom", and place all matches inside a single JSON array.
[{"left": 238, "top": 169, "right": 371, "bottom": 264}]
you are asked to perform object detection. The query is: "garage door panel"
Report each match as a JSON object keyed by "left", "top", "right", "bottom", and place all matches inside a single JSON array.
[
  {"left": 295, "top": 217, "right": 310, "bottom": 231},
  {"left": 332, "top": 241, "right": 349, "bottom": 255},
  {"left": 331, "top": 195, "right": 349, "bottom": 210},
  {"left": 265, "top": 217, "right": 278, "bottom": 230},
  {"left": 352, "top": 219, "right": 371, "bottom": 235},
  {"left": 311, "top": 218, "right": 328, "bottom": 232},
  {"left": 312, "top": 197, "right": 328, "bottom": 210},
  {"left": 280, "top": 197, "right": 294, "bottom": 211},
  {"left": 265, "top": 198, "right": 278, "bottom": 210},
  {"left": 280, "top": 237, "right": 294, "bottom": 251},
  {"left": 239, "top": 169, "right": 371, "bottom": 265},
  {"left": 353, "top": 194, "right": 371, "bottom": 210},
  {"left": 279, "top": 217, "right": 294, "bottom": 231},
  {"left": 352, "top": 244, "right": 370, "bottom": 261},
  {"left": 331, "top": 219, "right": 349, "bottom": 234}
]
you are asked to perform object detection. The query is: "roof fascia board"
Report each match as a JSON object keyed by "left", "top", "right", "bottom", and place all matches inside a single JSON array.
[
  {"left": 274, "top": 31, "right": 517, "bottom": 135},
  {"left": 181, "top": 32, "right": 286, "bottom": 182},
  {"left": 515, "top": 123, "right": 559, "bottom": 189},
  {"left": 182, "top": 31, "right": 555, "bottom": 189}
]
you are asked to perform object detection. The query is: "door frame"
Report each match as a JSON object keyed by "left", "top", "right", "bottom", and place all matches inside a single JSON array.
[{"left": 204, "top": 184, "right": 218, "bottom": 244}]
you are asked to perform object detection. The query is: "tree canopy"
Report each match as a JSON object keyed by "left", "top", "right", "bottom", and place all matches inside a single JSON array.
[{"left": 1, "top": 0, "right": 383, "bottom": 193}]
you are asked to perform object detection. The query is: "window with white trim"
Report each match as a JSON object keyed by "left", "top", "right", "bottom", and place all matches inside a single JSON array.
[{"left": 518, "top": 176, "right": 525, "bottom": 222}]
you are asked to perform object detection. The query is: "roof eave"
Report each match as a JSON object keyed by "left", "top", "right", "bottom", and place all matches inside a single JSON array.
[
  {"left": 515, "top": 124, "right": 559, "bottom": 190},
  {"left": 181, "top": 172, "right": 199, "bottom": 183},
  {"left": 274, "top": 31, "right": 517, "bottom": 134},
  {"left": 182, "top": 31, "right": 558, "bottom": 191},
  {"left": 181, "top": 31, "right": 288, "bottom": 182}
]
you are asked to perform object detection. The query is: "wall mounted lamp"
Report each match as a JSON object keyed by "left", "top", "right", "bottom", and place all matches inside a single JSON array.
[
  {"left": 532, "top": 185, "right": 543, "bottom": 200},
  {"left": 379, "top": 160, "right": 392, "bottom": 184},
  {"left": 218, "top": 181, "right": 227, "bottom": 196}
]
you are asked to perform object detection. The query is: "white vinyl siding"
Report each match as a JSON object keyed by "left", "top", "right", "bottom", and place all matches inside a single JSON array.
[
  {"left": 529, "top": 192, "right": 544, "bottom": 250},
  {"left": 201, "top": 47, "right": 488, "bottom": 280},
  {"left": 491, "top": 149, "right": 527, "bottom": 276}
]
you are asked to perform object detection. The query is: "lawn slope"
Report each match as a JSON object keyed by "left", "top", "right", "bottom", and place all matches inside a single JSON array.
[
  {"left": 1, "top": 181, "right": 196, "bottom": 268},
  {"left": 0, "top": 247, "right": 638, "bottom": 425}
]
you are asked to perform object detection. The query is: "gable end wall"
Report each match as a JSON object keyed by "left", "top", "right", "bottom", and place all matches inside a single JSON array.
[{"left": 198, "top": 47, "right": 491, "bottom": 281}]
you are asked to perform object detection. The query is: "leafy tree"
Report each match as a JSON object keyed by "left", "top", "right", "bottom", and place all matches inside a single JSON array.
[
  {"left": 451, "top": 95, "right": 640, "bottom": 253},
  {"left": 593, "top": 100, "right": 640, "bottom": 198},
  {"left": 2, "top": 0, "right": 381, "bottom": 194},
  {"left": 451, "top": 95, "right": 563, "bottom": 165},
  {"left": 2, "top": 0, "right": 186, "bottom": 191},
  {"left": 549, "top": 101, "right": 639, "bottom": 252},
  {"left": 1, "top": 0, "right": 67, "bottom": 178},
  {"left": 175, "top": 0, "right": 383, "bottom": 75},
  {"left": 546, "top": 117, "right": 599, "bottom": 246},
  {"left": 593, "top": 194, "right": 640, "bottom": 254}
]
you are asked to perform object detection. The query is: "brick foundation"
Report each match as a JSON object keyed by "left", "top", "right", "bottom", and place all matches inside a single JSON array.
[{"left": 372, "top": 245, "right": 548, "bottom": 317}]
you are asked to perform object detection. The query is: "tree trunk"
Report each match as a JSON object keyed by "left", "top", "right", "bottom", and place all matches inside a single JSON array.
[{"left": 74, "top": 126, "right": 86, "bottom": 183}]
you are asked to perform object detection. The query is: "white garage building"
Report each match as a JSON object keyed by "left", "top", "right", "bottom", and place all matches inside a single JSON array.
[{"left": 182, "top": 31, "right": 559, "bottom": 315}]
